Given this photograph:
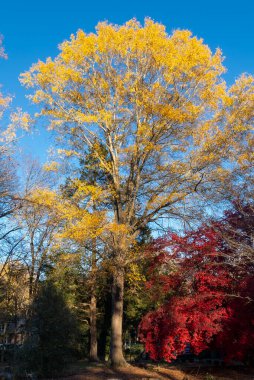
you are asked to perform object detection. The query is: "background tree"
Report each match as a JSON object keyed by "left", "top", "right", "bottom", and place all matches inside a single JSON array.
[
  {"left": 21, "top": 19, "right": 254, "bottom": 366},
  {"left": 0, "top": 261, "right": 29, "bottom": 320},
  {"left": 0, "top": 36, "right": 31, "bottom": 280},
  {"left": 61, "top": 150, "right": 108, "bottom": 361},
  {"left": 0, "top": 37, "right": 19, "bottom": 273},
  {"left": 12, "top": 160, "right": 60, "bottom": 302},
  {"left": 0, "top": 155, "right": 21, "bottom": 277},
  {"left": 219, "top": 202, "right": 254, "bottom": 270}
]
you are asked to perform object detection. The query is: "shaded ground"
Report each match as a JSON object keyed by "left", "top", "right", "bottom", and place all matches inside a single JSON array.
[{"left": 52, "top": 362, "right": 254, "bottom": 380}]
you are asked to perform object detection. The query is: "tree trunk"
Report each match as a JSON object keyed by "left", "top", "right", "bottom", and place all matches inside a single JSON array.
[
  {"left": 89, "top": 292, "right": 98, "bottom": 361},
  {"left": 89, "top": 237, "right": 99, "bottom": 361},
  {"left": 98, "top": 286, "right": 111, "bottom": 361},
  {"left": 110, "top": 266, "right": 127, "bottom": 367}
]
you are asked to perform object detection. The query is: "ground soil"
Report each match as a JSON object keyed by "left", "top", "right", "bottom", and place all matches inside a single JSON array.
[{"left": 52, "top": 362, "right": 254, "bottom": 380}]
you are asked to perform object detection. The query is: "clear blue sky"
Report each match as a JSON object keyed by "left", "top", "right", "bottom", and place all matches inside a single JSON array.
[{"left": 0, "top": 0, "right": 253, "bottom": 161}]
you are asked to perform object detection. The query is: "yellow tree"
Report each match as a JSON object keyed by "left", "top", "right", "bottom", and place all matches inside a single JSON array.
[
  {"left": 24, "top": 178, "right": 106, "bottom": 361},
  {"left": 20, "top": 173, "right": 105, "bottom": 296},
  {"left": 21, "top": 19, "right": 254, "bottom": 366}
]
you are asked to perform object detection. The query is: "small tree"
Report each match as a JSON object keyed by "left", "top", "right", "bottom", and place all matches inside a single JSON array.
[
  {"left": 139, "top": 207, "right": 254, "bottom": 363},
  {"left": 21, "top": 281, "right": 79, "bottom": 377},
  {"left": 12, "top": 160, "right": 59, "bottom": 301}
]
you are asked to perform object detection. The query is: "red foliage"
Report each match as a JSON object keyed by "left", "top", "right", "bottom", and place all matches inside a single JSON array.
[{"left": 139, "top": 208, "right": 254, "bottom": 363}]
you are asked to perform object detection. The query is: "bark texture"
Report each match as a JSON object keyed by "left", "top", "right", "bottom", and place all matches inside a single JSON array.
[
  {"left": 110, "top": 267, "right": 127, "bottom": 367},
  {"left": 89, "top": 292, "right": 98, "bottom": 361}
]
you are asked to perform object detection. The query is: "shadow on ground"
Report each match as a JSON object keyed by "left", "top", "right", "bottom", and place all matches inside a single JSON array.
[{"left": 45, "top": 362, "right": 254, "bottom": 380}]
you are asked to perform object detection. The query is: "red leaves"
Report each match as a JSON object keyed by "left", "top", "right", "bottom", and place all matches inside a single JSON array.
[
  {"left": 139, "top": 292, "right": 228, "bottom": 361},
  {"left": 139, "top": 209, "right": 254, "bottom": 362}
]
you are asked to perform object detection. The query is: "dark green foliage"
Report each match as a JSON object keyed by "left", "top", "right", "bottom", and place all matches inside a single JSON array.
[
  {"left": 20, "top": 281, "right": 80, "bottom": 377},
  {"left": 97, "top": 281, "right": 112, "bottom": 361}
]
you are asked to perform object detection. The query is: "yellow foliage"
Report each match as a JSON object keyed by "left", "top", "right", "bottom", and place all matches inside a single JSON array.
[
  {"left": 0, "top": 41, "right": 32, "bottom": 152},
  {"left": 20, "top": 19, "right": 226, "bottom": 151},
  {"left": 43, "top": 161, "right": 60, "bottom": 172},
  {"left": 126, "top": 262, "right": 146, "bottom": 288},
  {"left": 20, "top": 19, "right": 254, "bottom": 260},
  {"left": 27, "top": 187, "right": 106, "bottom": 244}
]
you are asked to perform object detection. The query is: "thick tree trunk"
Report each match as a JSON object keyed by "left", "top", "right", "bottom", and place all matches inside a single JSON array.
[
  {"left": 89, "top": 292, "right": 98, "bottom": 361},
  {"left": 110, "top": 266, "right": 127, "bottom": 367}
]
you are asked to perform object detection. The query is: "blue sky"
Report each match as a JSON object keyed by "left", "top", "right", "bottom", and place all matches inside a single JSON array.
[{"left": 0, "top": 0, "right": 253, "bottom": 162}]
